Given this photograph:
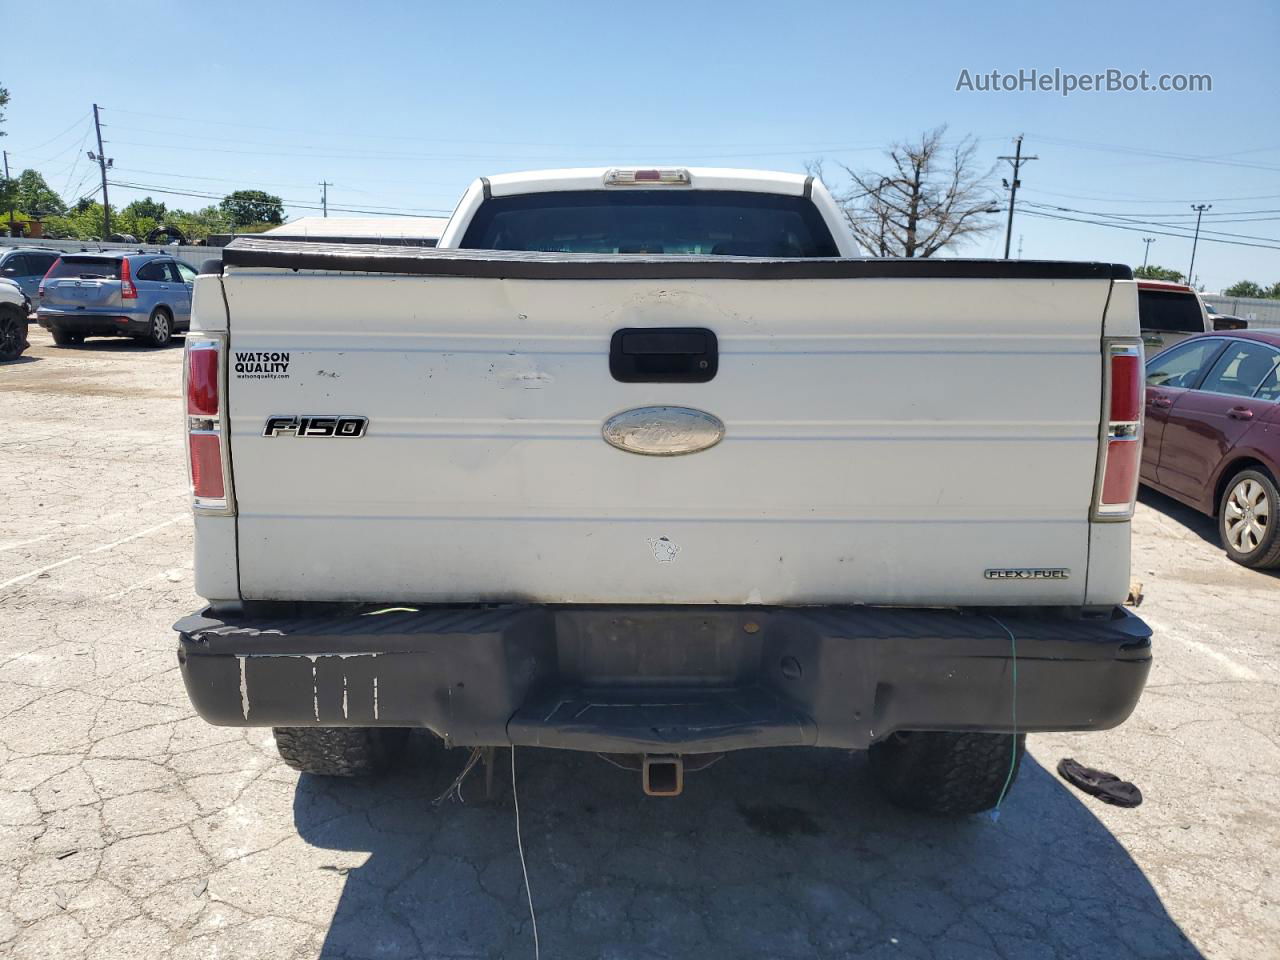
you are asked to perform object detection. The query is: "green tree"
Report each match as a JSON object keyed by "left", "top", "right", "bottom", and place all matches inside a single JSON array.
[
  {"left": 122, "top": 196, "right": 167, "bottom": 221},
  {"left": 1134, "top": 265, "right": 1185, "bottom": 282},
  {"left": 44, "top": 202, "right": 109, "bottom": 240},
  {"left": 0, "top": 83, "right": 15, "bottom": 230},
  {"left": 14, "top": 169, "right": 65, "bottom": 216},
  {"left": 168, "top": 204, "right": 229, "bottom": 242},
  {"left": 1267, "top": 282, "right": 1280, "bottom": 300},
  {"left": 220, "top": 189, "right": 284, "bottom": 227},
  {"left": 1224, "top": 280, "right": 1266, "bottom": 298}
]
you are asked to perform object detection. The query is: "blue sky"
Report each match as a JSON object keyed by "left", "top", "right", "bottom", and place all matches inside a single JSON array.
[{"left": 3, "top": 0, "right": 1277, "bottom": 291}]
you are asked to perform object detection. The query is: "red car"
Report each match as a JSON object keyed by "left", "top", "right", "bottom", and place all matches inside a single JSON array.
[{"left": 1143, "top": 331, "right": 1280, "bottom": 568}]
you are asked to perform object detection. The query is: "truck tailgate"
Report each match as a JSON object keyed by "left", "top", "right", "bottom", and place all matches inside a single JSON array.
[{"left": 219, "top": 249, "right": 1118, "bottom": 606}]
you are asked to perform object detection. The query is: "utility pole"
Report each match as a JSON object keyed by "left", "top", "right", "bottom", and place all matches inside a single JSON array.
[
  {"left": 87, "top": 104, "right": 113, "bottom": 239},
  {"left": 3, "top": 149, "right": 12, "bottom": 236},
  {"left": 319, "top": 181, "right": 332, "bottom": 218},
  {"left": 1141, "top": 237, "right": 1156, "bottom": 270},
  {"left": 1188, "top": 204, "right": 1211, "bottom": 284},
  {"left": 998, "top": 135, "right": 1037, "bottom": 260}
]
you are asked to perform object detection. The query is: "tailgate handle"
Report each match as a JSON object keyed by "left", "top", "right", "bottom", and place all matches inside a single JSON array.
[{"left": 609, "top": 327, "right": 718, "bottom": 383}]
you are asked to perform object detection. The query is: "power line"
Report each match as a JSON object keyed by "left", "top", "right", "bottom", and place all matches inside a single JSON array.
[
  {"left": 1022, "top": 200, "right": 1280, "bottom": 219},
  {"left": 102, "top": 108, "right": 902, "bottom": 152},
  {"left": 1022, "top": 186, "right": 1280, "bottom": 206},
  {"left": 1021, "top": 201, "right": 1280, "bottom": 244},
  {"left": 13, "top": 113, "right": 91, "bottom": 154},
  {"left": 1027, "top": 133, "right": 1280, "bottom": 174},
  {"left": 1017, "top": 208, "right": 1280, "bottom": 252},
  {"left": 106, "top": 180, "right": 449, "bottom": 218}
]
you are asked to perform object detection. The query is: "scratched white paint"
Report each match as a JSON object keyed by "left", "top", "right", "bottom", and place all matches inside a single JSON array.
[
  {"left": 342, "top": 675, "right": 349, "bottom": 719},
  {"left": 372, "top": 676, "right": 379, "bottom": 720},
  {"left": 311, "top": 662, "right": 320, "bottom": 722},
  {"left": 648, "top": 537, "right": 680, "bottom": 563}
]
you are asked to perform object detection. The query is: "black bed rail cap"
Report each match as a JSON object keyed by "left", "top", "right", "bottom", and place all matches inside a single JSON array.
[{"left": 222, "top": 236, "right": 1133, "bottom": 282}]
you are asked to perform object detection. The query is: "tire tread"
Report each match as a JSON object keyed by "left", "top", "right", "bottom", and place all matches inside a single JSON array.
[
  {"left": 272, "top": 727, "right": 407, "bottom": 777},
  {"left": 870, "top": 731, "right": 1025, "bottom": 816}
]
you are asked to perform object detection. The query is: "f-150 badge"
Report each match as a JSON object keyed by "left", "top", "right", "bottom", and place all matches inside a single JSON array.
[
  {"left": 602, "top": 406, "right": 724, "bottom": 456},
  {"left": 263, "top": 416, "right": 368, "bottom": 438}
]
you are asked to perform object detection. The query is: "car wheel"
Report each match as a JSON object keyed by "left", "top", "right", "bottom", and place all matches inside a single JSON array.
[
  {"left": 869, "top": 730, "right": 1025, "bottom": 815},
  {"left": 272, "top": 727, "right": 410, "bottom": 777},
  {"left": 145, "top": 308, "right": 173, "bottom": 347},
  {"left": 0, "top": 307, "right": 29, "bottom": 362},
  {"left": 50, "top": 328, "right": 84, "bottom": 346},
  {"left": 1219, "top": 468, "right": 1280, "bottom": 569}
]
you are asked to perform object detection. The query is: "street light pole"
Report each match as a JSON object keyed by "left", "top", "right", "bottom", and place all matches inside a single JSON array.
[
  {"left": 1141, "top": 237, "right": 1156, "bottom": 270},
  {"left": 1188, "top": 205, "right": 1211, "bottom": 286}
]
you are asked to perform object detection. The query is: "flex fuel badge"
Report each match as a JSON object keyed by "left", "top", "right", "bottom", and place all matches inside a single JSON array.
[{"left": 234, "top": 351, "right": 290, "bottom": 380}]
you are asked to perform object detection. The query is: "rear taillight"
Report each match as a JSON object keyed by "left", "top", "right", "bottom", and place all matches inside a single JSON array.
[
  {"left": 39, "top": 257, "right": 60, "bottom": 298},
  {"left": 187, "top": 345, "right": 219, "bottom": 415},
  {"left": 188, "top": 433, "right": 225, "bottom": 499},
  {"left": 185, "top": 336, "right": 232, "bottom": 511},
  {"left": 1093, "top": 340, "right": 1143, "bottom": 520},
  {"left": 120, "top": 257, "right": 137, "bottom": 299}
]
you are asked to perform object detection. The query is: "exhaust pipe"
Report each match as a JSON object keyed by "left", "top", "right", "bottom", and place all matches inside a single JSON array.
[{"left": 642, "top": 754, "right": 684, "bottom": 797}]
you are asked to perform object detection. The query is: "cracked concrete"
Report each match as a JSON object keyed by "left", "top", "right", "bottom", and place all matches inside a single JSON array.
[{"left": 2, "top": 328, "right": 1278, "bottom": 958}]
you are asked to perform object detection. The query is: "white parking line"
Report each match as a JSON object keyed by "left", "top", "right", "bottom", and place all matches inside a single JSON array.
[
  {"left": 0, "top": 516, "right": 188, "bottom": 591},
  {"left": 0, "top": 535, "right": 54, "bottom": 553}
]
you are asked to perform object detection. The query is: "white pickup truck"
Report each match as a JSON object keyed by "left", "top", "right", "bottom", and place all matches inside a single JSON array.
[{"left": 175, "top": 167, "right": 1151, "bottom": 814}]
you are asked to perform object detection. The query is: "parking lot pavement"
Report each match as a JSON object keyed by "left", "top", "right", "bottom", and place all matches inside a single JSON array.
[{"left": 1, "top": 327, "right": 1277, "bottom": 960}]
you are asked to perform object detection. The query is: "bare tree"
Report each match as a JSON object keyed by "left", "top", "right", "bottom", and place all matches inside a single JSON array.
[{"left": 812, "top": 126, "right": 998, "bottom": 257}]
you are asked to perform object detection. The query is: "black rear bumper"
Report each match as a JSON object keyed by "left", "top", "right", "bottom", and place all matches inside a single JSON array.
[
  {"left": 175, "top": 604, "right": 1152, "bottom": 753},
  {"left": 38, "top": 313, "right": 147, "bottom": 336}
]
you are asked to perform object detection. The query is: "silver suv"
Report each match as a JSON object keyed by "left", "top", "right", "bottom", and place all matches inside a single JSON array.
[
  {"left": 36, "top": 252, "right": 197, "bottom": 347},
  {"left": 0, "top": 248, "right": 60, "bottom": 303}
]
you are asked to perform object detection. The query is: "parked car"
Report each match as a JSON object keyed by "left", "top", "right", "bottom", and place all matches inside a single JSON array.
[
  {"left": 0, "top": 276, "right": 31, "bottom": 361},
  {"left": 173, "top": 166, "right": 1152, "bottom": 817},
  {"left": 0, "top": 247, "right": 60, "bottom": 304},
  {"left": 1138, "top": 279, "right": 1211, "bottom": 357},
  {"left": 1143, "top": 331, "right": 1280, "bottom": 568},
  {"left": 1204, "top": 302, "right": 1249, "bottom": 331},
  {"left": 36, "top": 252, "right": 197, "bottom": 347}
]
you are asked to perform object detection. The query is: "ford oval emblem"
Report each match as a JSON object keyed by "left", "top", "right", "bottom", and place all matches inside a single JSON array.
[{"left": 602, "top": 406, "right": 725, "bottom": 456}]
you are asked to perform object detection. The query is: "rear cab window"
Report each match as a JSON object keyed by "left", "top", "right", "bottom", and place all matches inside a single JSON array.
[
  {"left": 45, "top": 257, "right": 122, "bottom": 281},
  {"left": 1138, "top": 289, "right": 1206, "bottom": 334},
  {"left": 459, "top": 190, "right": 840, "bottom": 257}
]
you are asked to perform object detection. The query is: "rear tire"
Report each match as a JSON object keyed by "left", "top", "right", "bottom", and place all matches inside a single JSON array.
[
  {"left": 869, "top": 730, "right": 1025, "bottom": 816},
  {"left": 50, "top": 328, "right": 84, "bottom": 346},
  {"left": 144, "top": 308, "right": 173, "bottom": 347},
  {"left": 272, "top": 727, "right": 409, "bottom": 777},
  {"left": 0, "top": 308, "right": 28, "bottom": 362},
  {"left": 1219, "top": 468, "right": 1280, "bottom": 569}
]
